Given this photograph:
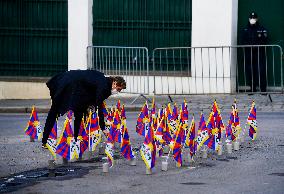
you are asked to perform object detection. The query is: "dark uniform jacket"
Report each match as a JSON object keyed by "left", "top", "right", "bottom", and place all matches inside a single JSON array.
[
  {"left": 47, "top": 70, "right": 112, "bottom": 130},
  {"left": 242, "top": 22, "right": 268, "bottom": 45},
  {"left": 242, "top": 22, "right": 268, "bottom": 92}
]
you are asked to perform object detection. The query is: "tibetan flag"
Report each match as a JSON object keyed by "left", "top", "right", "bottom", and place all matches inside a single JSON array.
[
  {"left": 212, "top": 100, "right": 225, "bottom": 131},
  {"left": 120, "top": 119, "right": 135, "bottom": 160},
  {"left": 105, "top": 108, "right": 114, "bottom": 132},
  {"left": 226, "top": 113, "right": 233, "bottom": 141},
  {"left": 102, "top": 101, "right": 109, "bottom": 118},
  {"left": 226, "top": 102, "right": 242, "bottom": 142},
  {"left": 46, "top": 120, "right": 57, "bottom": 159},
  {"left": 157, "top": 108, "right": 171, "bottom": 144},
  {"left": 105, "top": 106, "right": 115, "bottom": 167},
  {"left": 121, "top": 104, "right": 126, "bottom": 120},
  {"left": 140, "top": 120, "right": 156, "bottom": 169},
  {"left": 166, "top": 103, "right": 179, "bottom": 137},
  {"left": 119, "top": 105, "right": 135, "bottom": 160},
  {"left": 185, "top": 116, "right": 196, "bottom": 158},
  {"left": 206, "top": 133, "right": 220, "bottom": 151},
  {"left": 67, "top": 111, "right": 72, "bottom": 119},
  {"left": 136, "top": 102, "right": 150, "bottom": 137},
  {"left": 195, "top": 112, "right": 209, "bottom": 151},
  {"left": 86, "top": 111, "right": 101, "bottom": 152},
  {"left": 25, "top": 106, "right": 42, "bottom": 141},
  {"left": 116, "top": 99, "right": 121, "bottom": 111},
  {"left": 206, "top": 112, "right": 221, "bottom": 151},
  {"left": 56, "top": 111, "right": 80, "bottom": 160},
  {"left": 105, "top": 141, "right": 115, "bottom": 168},
  {"left": 151, "top": 98, "right": 156, "bottom": 118},
  {"left": 151, "top": 98, "right": 158, "bottom": 131},
  {"left": 231, "top": 100, "right": 242, "bottom": 141},
  {"left": 180, "top": 101, "right": 189, "bottom": 144},
  {"left": 206, "top": 119, "right": 220, "bottom": 151},
  {"left": 172, "top": 123, "right": 184, "bottom": 167},
  {"left": 172, "top": 103, "right": 179, "bottom": 120},
  {"left": 226, "top": 104, "right": 235, "bottom": 141},
  {"left": 109, "top": 110, "right": 122, "bottom": 143},
  {"left": 78, "top": 118, "right": 88, "bottom": 157},
  {"left": 155, "top": 140, "right": 163, "bottom": 157},
  {"left": 180, "top": 100, "right": 189, "bottom": 126},
  {"left": 69, "top": 138, "right": 81, "bottom": 160},
  {"left": 155, "top": 118, "right": 165, "bottom": 144},
  {"left": 158, "top": 108, "right": 164, "bottom": 123},
  {"left": 247, "top": 101, "right": 257, "bottom": 140},
  {"left": 205, "top": 100, "right": 224, "bottom": 151},
  {"left": 159, "top": 109, "right": 172, "bottom": 145}
]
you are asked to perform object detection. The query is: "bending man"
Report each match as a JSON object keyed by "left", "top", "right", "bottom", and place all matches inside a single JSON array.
[{"left": 42, "top": 70, "right": 126, "bottom": 148}]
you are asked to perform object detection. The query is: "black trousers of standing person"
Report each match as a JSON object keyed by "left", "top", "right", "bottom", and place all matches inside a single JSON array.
[
  {"left": 42, "top": 102, "right": 84, "bottom": 144},
  {"left": 245, "top": 47, "right": 267, "bottom": 93}
]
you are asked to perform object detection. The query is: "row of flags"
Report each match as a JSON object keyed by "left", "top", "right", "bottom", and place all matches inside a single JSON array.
[
  {"left": 25, "top": 107, "right": 102, "bottom": 160},
  {"left": 24, "top": 99, "right": 257, "bottom": 169},
  {"left": 104, "top": 101, "right": 135, "bottom": 167},
  {"left": 24, "top": 101, "right": 135, "bottom": 166},
  {"left": 136, "top": 99, "right": 258, "bottom": 169}
]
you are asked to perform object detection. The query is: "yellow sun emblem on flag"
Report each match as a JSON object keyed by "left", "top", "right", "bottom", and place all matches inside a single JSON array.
[
  {"left": 212, "top": 128, "right": 219, "bottom": 135},
  {"left": 33, "top": 121, "right": 40, "bottom": 128}
]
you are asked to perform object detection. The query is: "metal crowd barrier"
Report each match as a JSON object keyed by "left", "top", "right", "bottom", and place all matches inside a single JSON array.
[
  {"left": 152, "top": 45, "right": 283, "bottom": 95},
  {"left": 87, "top": 46, "right": 150, "bottom": 98}
]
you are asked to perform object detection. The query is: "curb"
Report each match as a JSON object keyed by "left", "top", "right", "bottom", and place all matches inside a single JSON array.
[
  {"left": 0, "top": 106, "right": 283, "bottom": 113},
  {"left": 0, "top": 106, "right": 142, "bottom": 113}
]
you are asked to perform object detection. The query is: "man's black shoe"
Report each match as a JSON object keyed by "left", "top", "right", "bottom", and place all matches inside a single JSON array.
[{"left": 42, "top": 143, "right": 48, "bottom": 149}]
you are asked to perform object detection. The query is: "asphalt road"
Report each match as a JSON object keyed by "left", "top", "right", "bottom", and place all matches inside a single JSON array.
[{"left": 0, "top": 112, "right": 284, "bottom": 194}]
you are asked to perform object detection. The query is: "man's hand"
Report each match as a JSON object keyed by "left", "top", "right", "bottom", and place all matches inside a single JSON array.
[
  {"left": 88, "top": 105, "right": 96, "bottom": 112},
  {"left": 102, "top": 129, "right": 109, "bottom": 138}
]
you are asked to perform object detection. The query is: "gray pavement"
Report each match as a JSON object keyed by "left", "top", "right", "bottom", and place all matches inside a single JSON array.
[{"left": 0, "top": 93, "right": 284, "bottom": 193}]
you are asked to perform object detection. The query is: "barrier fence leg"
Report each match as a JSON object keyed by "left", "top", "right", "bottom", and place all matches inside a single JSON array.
[
  {"left": 268, "top": 94, "right": 272, "bottom": 103},
  {"left": 131, "top": 94, "right": 152, "bottom": 105},
  {"left": 168, "top": 95, "right": 173, "bottom": 103}
]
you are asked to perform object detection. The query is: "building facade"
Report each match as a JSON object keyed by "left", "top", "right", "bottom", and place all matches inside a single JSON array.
[{"left": 0, "top": 0, "right": 283, "bottom": 98}]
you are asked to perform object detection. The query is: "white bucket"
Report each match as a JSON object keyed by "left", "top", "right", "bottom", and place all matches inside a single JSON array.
[
  {"left": 217, "top": 144, "right": 223, "bottom": 156},
  {"left": 226, "top": 143, "right": 232, "bottom": 154},
  {"left": 103, "top": 162, "right": 109, "bottom": 173},
  {"left": 130, "top": 158, "right": 136, "bottom": 166},
  {"left": 233, "top": 141, "right": 240, "bottom": 151},
  {"left": 161, "top": 161, "right": 168, "bottom": 171},
  {"left": 163, "top": 146, "right": 169, "bottom": 154},
  {"left": 202, "top": 149, "right": 207, "bottom": 159}
]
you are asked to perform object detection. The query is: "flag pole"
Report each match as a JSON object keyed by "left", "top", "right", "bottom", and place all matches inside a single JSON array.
[{"left": 88, "top": 110, "right": 91, "bottom": 152}]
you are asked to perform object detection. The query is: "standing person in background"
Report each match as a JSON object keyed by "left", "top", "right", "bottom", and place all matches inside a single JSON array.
[
  {"left": 242, "top": 12, "right": 268, "bottom": 93},
  {"left": 41, "top": 70, "right": 126, "bottom": 148}
]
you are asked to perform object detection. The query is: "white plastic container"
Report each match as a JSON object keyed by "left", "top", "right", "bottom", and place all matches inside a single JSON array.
[
  {"left": 161, "top": 161, "right": 168, "bottom": 171},
  {"left": 226, "top": 143, "right": 232, "bottom": 154},
  {"left": 163, "top": 146, "right": 169, "bottom": 154},
  {"left": 217, "top": 144, "right": 223, "bottom": 156},
  {"left": 233, "top": 141, "right": 240, "bottom": 151},
  {"left": 202, "top": 148, "right": 207, "bottom": 159},
  {"left": 103, "top": 162, "right": 109, "bottom": 173},
  {"left": 130, "top": 158, "right": 136, "bottom": 166}
]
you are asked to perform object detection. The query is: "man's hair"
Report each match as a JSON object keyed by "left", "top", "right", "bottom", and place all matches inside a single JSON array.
[{"left": 110, "top": 76, "right": 126, "bottom": 89}]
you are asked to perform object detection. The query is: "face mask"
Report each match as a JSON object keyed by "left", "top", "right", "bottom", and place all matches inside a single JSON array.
[
  {"left": 249, "top": 18, "right": 257, "bottom": 25},
  {"left": 111, "top": 89, "right": 118, "bottom": 95}
]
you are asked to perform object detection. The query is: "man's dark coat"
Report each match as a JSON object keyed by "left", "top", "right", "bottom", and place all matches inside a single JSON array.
[{"left": 47, "top": 70, "right": 112, "bottom": 130}]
